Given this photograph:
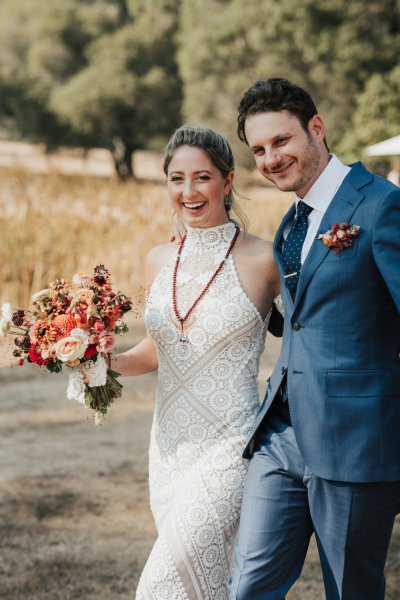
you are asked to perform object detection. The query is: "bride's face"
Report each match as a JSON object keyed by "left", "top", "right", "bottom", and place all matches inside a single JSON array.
[{"left": 167, "top": 145, "right": 233, "bottom": 228}]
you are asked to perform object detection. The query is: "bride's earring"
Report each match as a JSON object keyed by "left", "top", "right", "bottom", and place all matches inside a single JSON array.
[{"left": 224, "top": 195, "right": 232, "bottom": 211}]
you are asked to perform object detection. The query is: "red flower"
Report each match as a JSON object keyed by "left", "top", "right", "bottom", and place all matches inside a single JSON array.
[
  {"left": 12, "top": 309, "right": 25, "bottom": 327},
  {"left": 84, "top": 344, "right": 98, "bottom": 359},
  {"left": 29, "top": 344, "right": 50, "bottom": 366}
]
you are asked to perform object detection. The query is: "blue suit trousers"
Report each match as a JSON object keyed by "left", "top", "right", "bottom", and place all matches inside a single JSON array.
[{"left": 229, "top": 401, "right": 400, "bottom": 599}]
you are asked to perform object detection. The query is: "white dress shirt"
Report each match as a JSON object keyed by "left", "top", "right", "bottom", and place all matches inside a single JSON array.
[{"left": 283, "top": 155, "right": 351, "bottom": 264}]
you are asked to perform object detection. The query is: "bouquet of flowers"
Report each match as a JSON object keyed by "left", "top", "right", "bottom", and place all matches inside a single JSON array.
[{"left": 0, "top": 265, "right": 133, "bottom": 424}]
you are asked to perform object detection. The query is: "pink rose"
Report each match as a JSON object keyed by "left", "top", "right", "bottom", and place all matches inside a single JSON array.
[
  {"left": 94, "top": 321, "right": 105, "bottom": 333},
  {"left": 96, "top": 331, "right": 115, "bottom": 353}
]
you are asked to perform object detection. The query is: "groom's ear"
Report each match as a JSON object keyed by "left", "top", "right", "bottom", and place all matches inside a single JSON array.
[{"left": 308, "top": 115, "right": 325, "bottom": 142}]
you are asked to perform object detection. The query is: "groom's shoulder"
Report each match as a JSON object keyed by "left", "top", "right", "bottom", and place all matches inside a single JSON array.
[{"left": 348, "top": 161, "right": 399, "bottom": 196}]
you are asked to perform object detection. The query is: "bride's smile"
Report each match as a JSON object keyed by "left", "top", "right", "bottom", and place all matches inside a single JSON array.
[{"left": 167, "top": 145, "right": 234, "bottom": 228}]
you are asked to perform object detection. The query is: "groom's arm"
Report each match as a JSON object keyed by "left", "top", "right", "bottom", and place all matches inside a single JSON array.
[{"left": 372, "top": 187, "right": 400, "bottom": 312}]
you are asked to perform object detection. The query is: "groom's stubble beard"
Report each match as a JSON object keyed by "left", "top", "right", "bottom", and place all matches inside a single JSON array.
[{"left": 264, "top": 133, "right": 324, "bottom": 197}]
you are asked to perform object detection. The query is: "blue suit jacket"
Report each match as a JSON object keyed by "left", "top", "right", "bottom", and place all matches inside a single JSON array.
[{"left": 244, "top": 162, "right": 400, "bottom": 482}]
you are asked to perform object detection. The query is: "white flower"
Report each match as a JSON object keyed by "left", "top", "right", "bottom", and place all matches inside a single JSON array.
[
  {"left": 67, "top": 368, "right": 86, "bottom": 404},
  {"left": 72, "top": 273, "right": 91, "bottom": 287},
  {"left": 1, "top": 303, "right": 12, "bottom": 320},
  {"left": 54, "top": 328, "right": 89, "bottom": 362},
  {"left": 31, "top": 288, "right": 50, "bottom": 302},
  {"left": 70, "top": 328, "right": 89, "bottom": 343},
  {"left": 0, "top": 303, "right": 12, "bottom": 337}
]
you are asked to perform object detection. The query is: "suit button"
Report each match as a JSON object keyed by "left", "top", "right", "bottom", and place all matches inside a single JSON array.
[
  {"left": 292, "top": 322, "right": 301, "bottom": 331},
  {"left": 281, "top": 366, "right": 286, "bottom": 375}
]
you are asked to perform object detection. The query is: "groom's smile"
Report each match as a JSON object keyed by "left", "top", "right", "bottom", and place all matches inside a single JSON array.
[{"left": 268, "top": 158, "right": 296, "bottom": 176}]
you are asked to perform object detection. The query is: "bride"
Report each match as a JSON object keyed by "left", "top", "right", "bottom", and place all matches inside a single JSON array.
[{"left": 111, "top": 125, "right": 281, "bottom": 599}]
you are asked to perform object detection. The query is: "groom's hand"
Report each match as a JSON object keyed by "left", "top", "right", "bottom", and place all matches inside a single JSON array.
[
  {"left": 268, "top": 305, "right": 284, "bottom": 337},
  {"left": 170, "top": 224, "right": 185, "bottom": 245}
]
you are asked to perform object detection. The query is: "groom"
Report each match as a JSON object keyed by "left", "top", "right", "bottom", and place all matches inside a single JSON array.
[{"left": 229, "top": 78, "right": 400, "bottom": 599}]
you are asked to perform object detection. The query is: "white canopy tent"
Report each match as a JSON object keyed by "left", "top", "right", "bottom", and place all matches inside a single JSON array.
[{"left": 364, "top": 135, "right": 400, "bottom": 156}]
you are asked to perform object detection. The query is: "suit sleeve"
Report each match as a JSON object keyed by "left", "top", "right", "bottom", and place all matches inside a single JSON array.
[
  {"left": 267, "top": 304, "right": 284, "bottom": 337},
  {"left": 372, "top": 188, "right": 400, "bottom": 313}
]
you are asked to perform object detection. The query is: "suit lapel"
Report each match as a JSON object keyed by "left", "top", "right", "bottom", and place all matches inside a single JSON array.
[{"left": 293, "top": 162, "right": 371, "bottom": 308}]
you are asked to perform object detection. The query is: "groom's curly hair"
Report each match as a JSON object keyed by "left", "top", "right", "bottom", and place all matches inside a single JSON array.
[{"left": 237, "top": 77, "right": 325, "bottom": 146}]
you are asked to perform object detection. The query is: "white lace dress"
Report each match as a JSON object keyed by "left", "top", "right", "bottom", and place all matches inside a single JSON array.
[{"left": 137, "top": 222, "right": 271, "bottom": 599}]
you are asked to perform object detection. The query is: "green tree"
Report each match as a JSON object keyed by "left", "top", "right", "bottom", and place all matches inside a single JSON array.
[
  {"left": 0, "top": 0, "right": 115, "bottom": 145},
  {"left": 340, "top": 66, "right": 400, "bottom": 159},
  {"left": 0, "top": 0, "right": 182, "bottom": 178},
  {"left": 178, "top": 0, "right": 400, "bottom": 164}
]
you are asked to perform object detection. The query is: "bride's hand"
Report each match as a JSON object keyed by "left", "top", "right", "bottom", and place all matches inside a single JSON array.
[{"left": 273, "top": 294, "right": 284, "bottom": 317}]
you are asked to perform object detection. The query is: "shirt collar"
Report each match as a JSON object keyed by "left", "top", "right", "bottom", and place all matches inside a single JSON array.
[{"left": 294, "top": 154, "right": 350, "bottom": 215}]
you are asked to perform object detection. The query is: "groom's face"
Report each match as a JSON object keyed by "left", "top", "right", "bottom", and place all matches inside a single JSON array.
[{"left": 244, "top": 110, "right": 327, "bottom": 198}]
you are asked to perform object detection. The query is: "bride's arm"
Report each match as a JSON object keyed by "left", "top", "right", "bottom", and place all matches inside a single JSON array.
[{"left": 109, "top": 335, "right": 158, "bottom": 376}]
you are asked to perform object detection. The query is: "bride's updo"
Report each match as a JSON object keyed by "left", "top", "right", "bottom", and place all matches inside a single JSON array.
[{"left": 163, "top": 125, "right": 247, "bottom": 230}]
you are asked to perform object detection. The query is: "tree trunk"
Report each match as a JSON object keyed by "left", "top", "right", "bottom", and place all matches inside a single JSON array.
[{"left": 110, "top": 137, "right": 135, "bottom": 180}]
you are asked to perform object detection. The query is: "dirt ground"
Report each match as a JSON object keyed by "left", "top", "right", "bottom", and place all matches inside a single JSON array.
[{"left": 1, "top": 325, "right": 399, "bottom": 599}]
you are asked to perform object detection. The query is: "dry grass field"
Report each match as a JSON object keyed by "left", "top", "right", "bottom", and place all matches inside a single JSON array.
[
  {"left": 0, "top": 167, "right": 290, "bottom": 308},
  {"left": 1, "top": 169, "right": 399, "bottom": 599}
]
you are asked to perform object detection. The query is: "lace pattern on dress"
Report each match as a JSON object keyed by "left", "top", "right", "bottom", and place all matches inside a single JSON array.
[{"left": 137, "top": 222, "right": 270, "bottom": 599}]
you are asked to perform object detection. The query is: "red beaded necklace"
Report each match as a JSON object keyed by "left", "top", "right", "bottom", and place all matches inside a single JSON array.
[{"left": 172, "top": 225, "right": 240, "bottom": 343}]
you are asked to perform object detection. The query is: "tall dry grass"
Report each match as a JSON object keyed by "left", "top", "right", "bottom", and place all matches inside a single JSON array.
[{"left": 0, "top": 168, "right": 291, "bottom": 307}]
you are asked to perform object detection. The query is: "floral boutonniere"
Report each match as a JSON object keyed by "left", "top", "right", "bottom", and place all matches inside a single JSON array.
[{"left": 317, "top": 222, "right": 360, "bottom": 254}]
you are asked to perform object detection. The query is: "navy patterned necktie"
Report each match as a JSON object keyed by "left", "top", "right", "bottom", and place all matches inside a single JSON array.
[{"left": 282, "top": 200, "right": 313, "bottom": 299}]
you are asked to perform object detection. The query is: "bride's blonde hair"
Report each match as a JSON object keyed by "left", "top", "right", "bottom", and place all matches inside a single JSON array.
[{"left": 163, "top": 125, "right": 248, "bottom": 231}]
